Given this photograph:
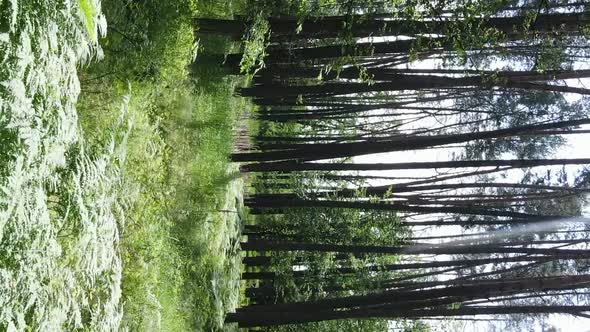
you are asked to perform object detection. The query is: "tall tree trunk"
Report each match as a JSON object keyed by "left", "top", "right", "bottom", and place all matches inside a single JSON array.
[
  {"left": 245, "top": 197, "right": 566, "bottom": 219},
  {"left": 240, "top": 239, "right": 590, "bottom": 256},
  {"left": 226, "top": 305, "right": 590, "bottom": 327},
  {"left": 233, "top": 118, "right": 590, "bottom": 162},
  {"left": 240, "top": 158, "right": 590, "bottom": 173}
]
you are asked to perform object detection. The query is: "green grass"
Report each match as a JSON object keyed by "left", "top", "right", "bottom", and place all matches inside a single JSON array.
[
  {"left": 76, "top": 0, "right": 250, "bottom": 330},
  {"left": 85, "top": 76, "right": 246, "bottom": 331}
]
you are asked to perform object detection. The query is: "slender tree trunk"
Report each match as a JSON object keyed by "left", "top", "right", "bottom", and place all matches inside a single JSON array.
[
  {"left": 226, "top": 305, "right": 590, "bottom": 327},
  {"left": 240, "top": 239, "right": 590, "bottom": 256},
  {"left": 245, "top": 197, "right": 565, "bottom": 219},
  {"left": 240, "top": 158, "right": 590, "bottom": 173},
  {"left": 233, "top": 118, "right": 590, "bottom": 162}
]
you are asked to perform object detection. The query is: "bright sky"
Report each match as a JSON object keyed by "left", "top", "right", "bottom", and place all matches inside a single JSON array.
[
  {"left": 354, "top": 108, "right": 590, "bottom": 332},
  {"left": 349, "top": 28, "right": 590, "bottom": 329}
]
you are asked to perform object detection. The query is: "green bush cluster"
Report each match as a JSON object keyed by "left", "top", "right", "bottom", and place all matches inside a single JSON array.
[{"left": 76, "top": 0, "right": 249, "bottom": 330}]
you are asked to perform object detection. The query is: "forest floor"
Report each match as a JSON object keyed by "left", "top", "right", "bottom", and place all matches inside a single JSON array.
[{"left": 1, "top": 0, "right": 248, "bottom": 330}]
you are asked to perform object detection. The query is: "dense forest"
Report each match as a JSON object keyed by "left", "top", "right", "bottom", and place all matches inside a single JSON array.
[
  {"left": 201, "top": 0, "right": 590, "bottom": 331},
  {"left": 3, "top": 0, "right": 590, "bottom": 331}
]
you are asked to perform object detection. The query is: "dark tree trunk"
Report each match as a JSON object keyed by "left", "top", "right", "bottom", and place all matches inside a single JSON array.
[
  {"left": 240, "top": 158, "right": 590, "bottom": 173},
  {"left": 245, "top": 197, "right": 566, "bottom": 219}
]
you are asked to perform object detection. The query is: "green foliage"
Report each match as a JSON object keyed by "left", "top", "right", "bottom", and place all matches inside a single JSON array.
[
  {"left": 456, "top": 90, "right": 586, "bottom": 160},
  {"left": 394, "top": 320, "right": 431, "bottom": 332},
  {"left": 78, "top": 65, "right": 247, "bottom": 330},
  {"left": 246, "top": 126, "right": 409, "bottom": 324},
  {"left": 0, "top": 0, "right": 123, "bottom": 329},
  {"left": 90, "top": 0, "right": 199, "bottom": 82},
  {"left": 77, "top": 0, "right": 96, "bottom": 40},
  {"left": 0, "top": 125, "right": 18, "bottom": 178},
  {"left": 269, "top": 318, "right": 389, "bottom": 332},
  {"left": 76, "top": 0, "right": 251, "bottom": 330},
  {"left": 241, "top": 15, "right": 271, "bottom": 74}
]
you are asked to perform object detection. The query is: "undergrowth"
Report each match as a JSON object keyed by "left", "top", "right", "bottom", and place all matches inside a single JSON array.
[{"left": 77, "top": 0, "right": 248, "bottom": 330}]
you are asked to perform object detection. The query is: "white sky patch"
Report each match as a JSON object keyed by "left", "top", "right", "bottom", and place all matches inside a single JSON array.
[{"left": 345, "top": 88, "right": 590, "bottom": 332}]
